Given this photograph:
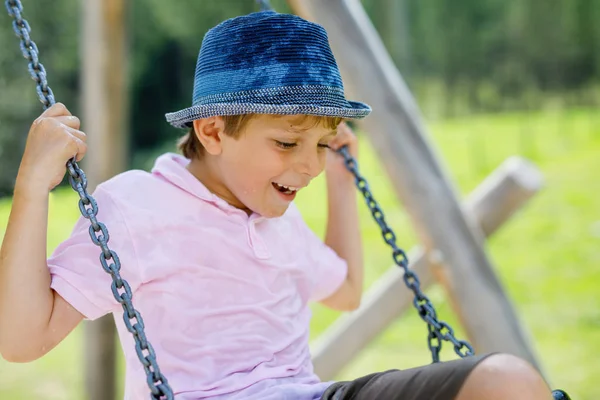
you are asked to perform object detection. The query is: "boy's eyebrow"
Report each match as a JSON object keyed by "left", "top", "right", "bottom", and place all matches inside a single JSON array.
[
  {"left": 284, "top": 127, "right": 305, "bottom": 134},
  {"left": 284, "top": 128, "right": 337, "bottom": 137}
]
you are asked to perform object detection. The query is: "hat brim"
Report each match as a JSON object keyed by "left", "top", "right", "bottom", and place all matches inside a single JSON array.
[{"left": 165, "top": 101, "right": 371, "bottom": 129}]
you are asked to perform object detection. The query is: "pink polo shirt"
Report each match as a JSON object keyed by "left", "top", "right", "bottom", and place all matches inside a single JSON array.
[{"left": 48, "top": 153, "right": 348, "bottom": 399}]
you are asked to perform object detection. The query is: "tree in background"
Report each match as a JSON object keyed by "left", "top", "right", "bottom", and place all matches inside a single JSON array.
[
  {"left": 0, "top": 0, "right": 79, "bottom": 196},
  {"left": 0, "top": 0, "right": 598, "bottom": 195}
]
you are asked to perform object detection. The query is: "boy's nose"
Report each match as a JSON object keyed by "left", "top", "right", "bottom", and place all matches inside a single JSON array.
[{"left": 296, "top": 151, "right": 324, "bottom": 178}]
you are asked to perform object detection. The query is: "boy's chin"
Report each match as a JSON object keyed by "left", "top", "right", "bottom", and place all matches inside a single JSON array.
[{"left": 253, "top": 203, "right": 290, "bottom": 219}]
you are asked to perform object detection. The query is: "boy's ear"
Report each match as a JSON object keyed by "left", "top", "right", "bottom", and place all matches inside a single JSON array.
[{"left": 193, "top": 117, "right": 226, "bottom": 155}]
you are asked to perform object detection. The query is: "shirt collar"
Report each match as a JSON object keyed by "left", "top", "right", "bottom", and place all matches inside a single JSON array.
[{"left": 151, "top": 152, "right": 241, "bottom": 213}]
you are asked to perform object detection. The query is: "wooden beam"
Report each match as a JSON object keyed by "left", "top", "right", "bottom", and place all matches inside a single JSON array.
[
  {"left": 81, "top": 0, "right": 128, "bottom": 399},
  {"left": 82, "top": 0, "right": 129, "bottom": 182},
  {"left": 311, "top": 156, "right": 543, "bottom": 380},
  {"left": 288, "top": 0, "right": 542, "bottom": 368}
]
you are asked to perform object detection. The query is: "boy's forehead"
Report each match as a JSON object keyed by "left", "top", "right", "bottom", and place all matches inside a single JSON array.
[{"left": 264, "top": 114, "right": 336, "bottom": 133}]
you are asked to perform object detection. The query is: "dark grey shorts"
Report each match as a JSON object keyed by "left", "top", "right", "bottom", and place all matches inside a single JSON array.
[{"left": 320, "top": 354, "right": 493, "bottom": 400}]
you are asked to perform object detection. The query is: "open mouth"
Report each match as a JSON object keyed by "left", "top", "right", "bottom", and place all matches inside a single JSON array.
[{"left": 272, "top": 182, "right": 300, "bottom": 195}]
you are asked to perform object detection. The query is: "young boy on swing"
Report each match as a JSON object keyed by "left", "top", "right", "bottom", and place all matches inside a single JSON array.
[{"left": 0, "top": 10, "right": 553, "bottom": 400}]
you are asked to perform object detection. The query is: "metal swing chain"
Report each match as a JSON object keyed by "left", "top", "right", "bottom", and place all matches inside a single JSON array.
[
  {"left": 337, "top": 147, "right": 475, "bottom": 363},
  {"left": 252, "top": 0, "right": 472, "bottom": 363},
  {"left": 4, "top": 1, "right": 174, "bottom": 398},
  {"left": 339, "top": 148, "right": 576, "bottom": 400},
  {"left": 251, "top": 0, "right": 469, "bottom": 365}
]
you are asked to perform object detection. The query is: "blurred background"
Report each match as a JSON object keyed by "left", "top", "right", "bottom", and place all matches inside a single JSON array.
[{"left": 0, "top": 0, "right": 598, "bottom": 399}]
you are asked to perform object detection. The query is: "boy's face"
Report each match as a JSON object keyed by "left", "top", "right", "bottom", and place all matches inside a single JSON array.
[{"left": 216, "top": 115, "right": 336, "bottom": 218}]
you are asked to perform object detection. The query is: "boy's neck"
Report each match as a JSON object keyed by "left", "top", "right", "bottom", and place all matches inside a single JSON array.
[{"left": 186, "top": 156, "right": 251, "bottom": 214}]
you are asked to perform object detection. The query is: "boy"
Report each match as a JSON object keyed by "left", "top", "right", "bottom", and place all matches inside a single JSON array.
[{"left": 0, "top": 10, "right": 553, "bottom": 400}]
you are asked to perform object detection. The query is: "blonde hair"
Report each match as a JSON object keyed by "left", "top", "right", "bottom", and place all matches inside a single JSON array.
[{"left": 178, "top": 114, "right": 343, "bottom": 159}]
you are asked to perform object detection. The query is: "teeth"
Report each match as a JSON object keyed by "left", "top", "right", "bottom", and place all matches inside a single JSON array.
[{"left": 275, "top": 183, "right": 299, "bottom": 192}]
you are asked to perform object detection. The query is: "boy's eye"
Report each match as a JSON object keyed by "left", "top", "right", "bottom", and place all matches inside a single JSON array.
[
  {"left": 275, "top": 140, "right": 297, "bottom": 149},
  {"left": 274, "top": 141, "right": 330, "bottom": 150}
]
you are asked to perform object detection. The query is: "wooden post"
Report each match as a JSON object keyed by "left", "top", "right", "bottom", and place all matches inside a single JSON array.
[
  {"left": 312, "top": 156, "right": 543, "bottom": 380},
  {"left": 81, "top": 0, "right": 128, "bottom": 399},
  {"left": 288, "top": 0, "right": 542, "bottom": 369}
]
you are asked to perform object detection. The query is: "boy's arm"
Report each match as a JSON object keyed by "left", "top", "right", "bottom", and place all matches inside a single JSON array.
[
  {"left": 0, "top": 103, "right": 86, "bottom": 362},
  {"left": 0, "top": 184, "right": 84, "bottom": 362},
  {"left": 319, "top": 123, "right": 364, "bottom": 311}
]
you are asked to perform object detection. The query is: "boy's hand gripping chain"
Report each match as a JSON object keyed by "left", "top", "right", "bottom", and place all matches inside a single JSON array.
[
  {"left": 337, "top": 146, "right": 571, "bottom": 400},
  {"left": 5, "top": 1, "right": 174, "bottom": 398},
  {"left": 336, "top": 146, "right": 474, "bottom": 363}
]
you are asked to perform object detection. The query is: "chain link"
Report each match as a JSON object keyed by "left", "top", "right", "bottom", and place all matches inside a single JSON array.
[
  {"left": 338, "top": 149, "right": 573, "bottom": 400},
  {"left": 337, "top": 146, "right": 475, "bottom": 362},
  {"left": 5, "top": 1, "right": 174, "bottom": 398},
  {"left": 253, "top": 0, "right": 473, "bottom": 366}
]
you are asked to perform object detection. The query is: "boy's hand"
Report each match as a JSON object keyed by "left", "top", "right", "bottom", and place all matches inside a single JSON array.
[
  {"left": 326, "top": 122, "right": 358, "bottom": 183},
  {"left": 17, "top": 103, "right": 87, "bottom": 194}
]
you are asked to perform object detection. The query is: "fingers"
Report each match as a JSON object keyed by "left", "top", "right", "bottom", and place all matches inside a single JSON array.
[
  {"left": 54, "top": 115, "right": 81, "bottom": 130},
  {"left": 329, "top": 122, "right": 355, "bottom": 151},
  {"left": 63, "top": 125, "right": 86, "bottom": 142},
  {"left": 73, "top": 137, "right": 87, "bottom": 162},
  {"left": 63, "top": 126, "right": 87, "bottom": 162},
  {"left": 328, "top": 137, "right": 342, "bottom": 151},
  {"left": 337, "top": 121, "right": 352, "bottom": 135},
  {"left": 34, "top": 103, "right": 80, "bottom": 132},
  {"left": 39, "top": 102, "right": 72, "bottom": 119}
]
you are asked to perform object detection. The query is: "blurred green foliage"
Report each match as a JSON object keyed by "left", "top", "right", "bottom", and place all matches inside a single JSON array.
[{"left": 1, "top": 0, "right": 599, "bottom": 194}]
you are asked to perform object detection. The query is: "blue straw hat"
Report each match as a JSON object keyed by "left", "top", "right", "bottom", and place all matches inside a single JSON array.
[{"left": 165, "top": 10, "right": 371, "bottom": 129}]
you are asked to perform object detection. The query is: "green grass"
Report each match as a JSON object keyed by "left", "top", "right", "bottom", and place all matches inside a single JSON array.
[{"left": 1, "top": 108, "right": 599, "bottom": 399}]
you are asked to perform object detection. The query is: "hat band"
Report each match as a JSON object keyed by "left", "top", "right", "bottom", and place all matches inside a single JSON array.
[
  {"left": 193, "top": 63, "right": 344, "bottom": 98},
  {"left": 192, "top": 85, "right": 351, "bottom": 108}
]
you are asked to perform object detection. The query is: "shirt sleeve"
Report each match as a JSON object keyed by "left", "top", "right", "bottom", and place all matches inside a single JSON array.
[
  {"left": 288, "top": 203, "right": 348, "bottom": 303},
  {"left": 47, "top": 186, "right": 142, "bottom": 321}
]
